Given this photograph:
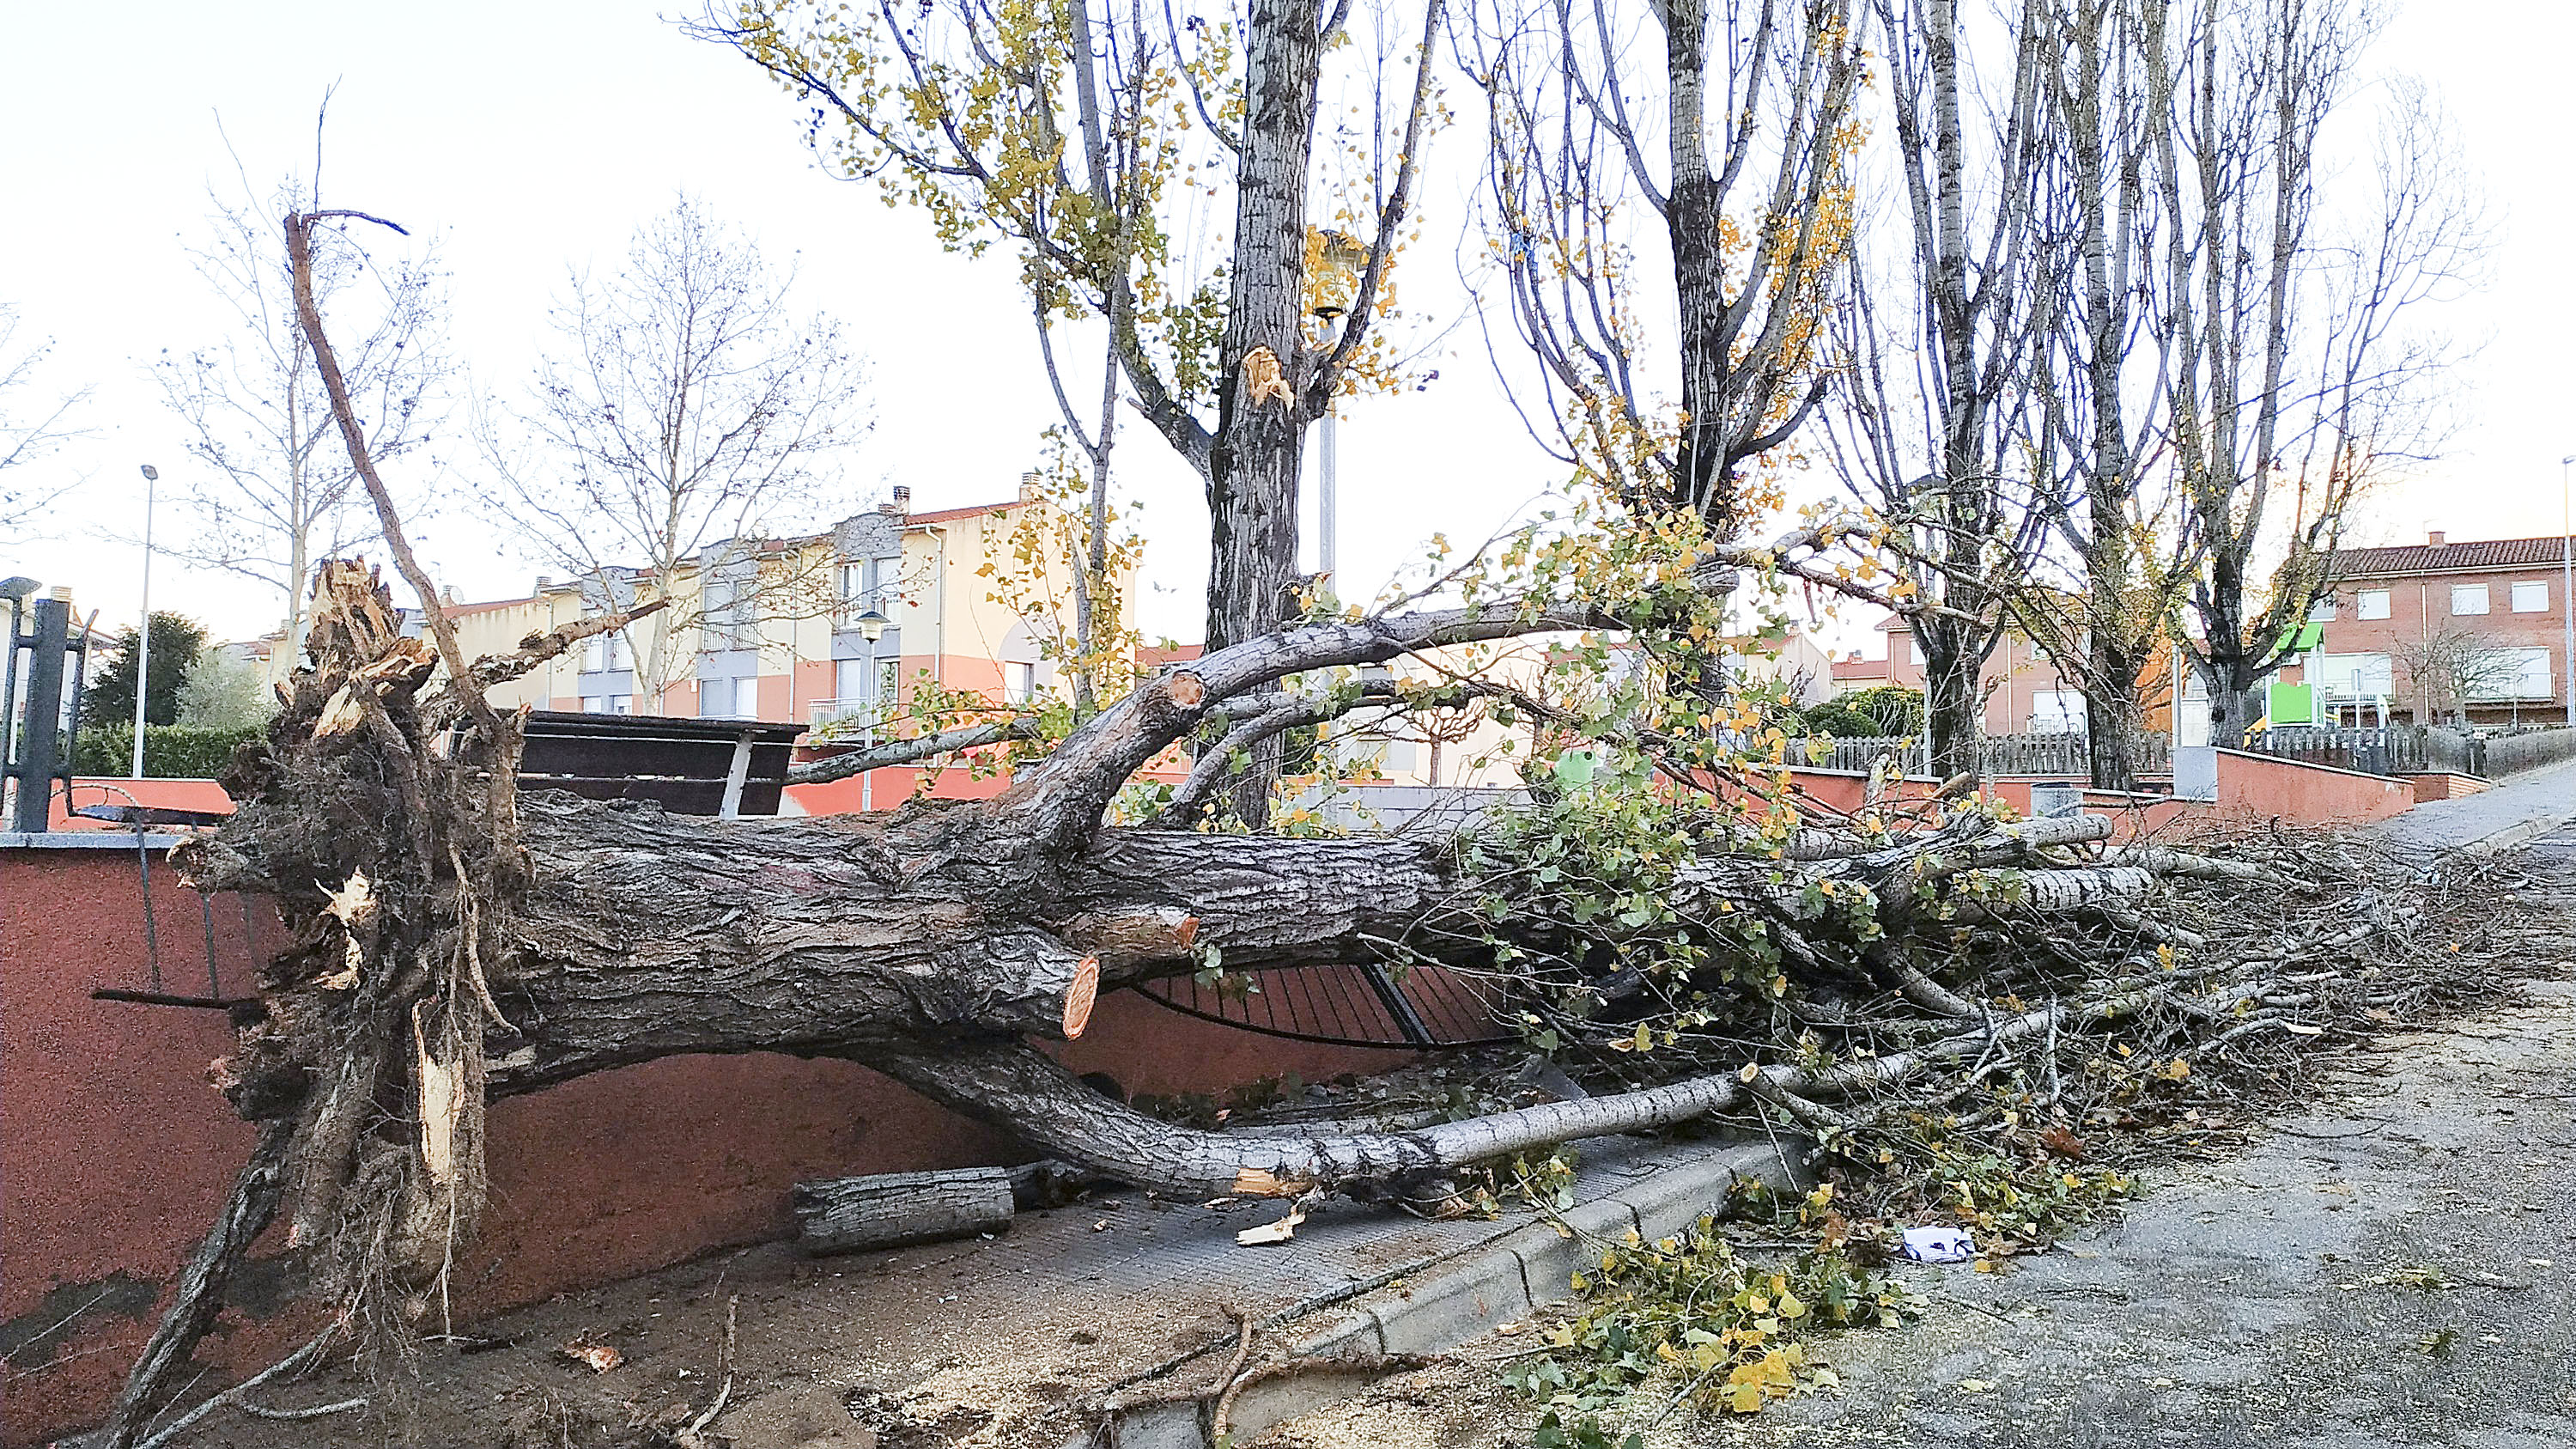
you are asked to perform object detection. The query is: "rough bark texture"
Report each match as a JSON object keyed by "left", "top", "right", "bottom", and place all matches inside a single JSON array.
[
  {"left": 1206, "top": 0, "right": 1323, "bottom": 657},
  {"left": 794, "top": 1167, "right": 1018, "bottom": 1254}
]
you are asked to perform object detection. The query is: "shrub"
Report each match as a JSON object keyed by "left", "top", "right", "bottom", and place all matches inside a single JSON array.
[
  {"left": 1800, "top": 685, "right": 1923, "bottom": 738},
  {"left": 70, "top": 723, "right": 264, "bottom": 779}
]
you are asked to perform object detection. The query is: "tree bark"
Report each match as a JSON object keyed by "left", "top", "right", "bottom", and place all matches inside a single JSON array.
[{"left": 794, "top": 1167, "right": 1018, "bottom": 1254}]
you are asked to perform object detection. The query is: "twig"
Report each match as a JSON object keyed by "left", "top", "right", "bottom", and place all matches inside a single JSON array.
[{"left": 127, "top": 1322, "right": 355, "bottom": 1449}]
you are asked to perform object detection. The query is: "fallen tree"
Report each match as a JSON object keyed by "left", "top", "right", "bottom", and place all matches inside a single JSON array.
[{"left": 100, "top": 210, "right": 2410, "bottom": 1446}]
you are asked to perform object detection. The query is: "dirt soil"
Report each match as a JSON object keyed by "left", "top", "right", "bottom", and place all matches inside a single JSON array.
[{"left": 148, "top": 1108, "right": 1720, "bottom": 1449}]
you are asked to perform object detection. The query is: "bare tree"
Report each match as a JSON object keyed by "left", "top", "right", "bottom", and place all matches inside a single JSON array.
[
  {"left": 1458, "top": 0, "right": 1866, "bottom": 540},
  {"left": 2011, "top": 0, "right": 2196, "bottom": 790},
  {"left": 151, "top": 174, "right": 449, "bottom": 673},
  {"left": 478, "top": 196, "right": 862, "bottom": 706},
  {"left": 1819, "top": 0, "right": 2059, "bottom": 781},
  {"left": 2150, "top": 0, "right": 2483, "bottom": 741},
  {"left": 0, "top": 303, "right": 94, "bottom": 532},
  {"left": 2391, "top": 625, "right": 2517, "bottom": 727}
]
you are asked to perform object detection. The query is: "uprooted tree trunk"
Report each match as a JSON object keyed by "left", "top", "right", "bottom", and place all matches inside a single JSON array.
[{"left": 106, "top": 209, "right": 2302, "bottom": 1446}]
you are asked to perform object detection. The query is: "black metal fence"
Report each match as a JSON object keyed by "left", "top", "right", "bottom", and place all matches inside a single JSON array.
[
  {"left": 1801, "top": 732, "right": 2173, "bottom": 779},
  {"left": 2231, "top": 725, "right": 2489, "bottom": 779}
]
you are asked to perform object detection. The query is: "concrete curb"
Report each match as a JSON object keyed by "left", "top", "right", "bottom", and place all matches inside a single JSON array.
[
  {"left": 1080, "top": 1135, "right": 1811, "bottom": 1449},
  {"left": 2452, "top": 807, "right": 2575, "bottom": 860}
]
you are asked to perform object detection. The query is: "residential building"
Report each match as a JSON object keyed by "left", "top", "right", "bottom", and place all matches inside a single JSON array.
[
  {"left": 2301, "top": 531, "right": 2574, "bottom": 727},
  {"left": 1827, "top": 616, "right": 2145, "bottom": 736},
  {"left": 432, "top": 478, "right": 1115, "bottom": 729}
]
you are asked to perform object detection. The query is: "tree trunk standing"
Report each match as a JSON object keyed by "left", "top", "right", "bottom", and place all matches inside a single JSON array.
[
  {"left": 1919, "top": 618, "right": 1982, "bottom": 780},
  {"left": 1205, "top": 0, "right": 1326, "bottom": 822},
  {"left": 1664, "top": 0, "right": 1734, "bottom": 534}
]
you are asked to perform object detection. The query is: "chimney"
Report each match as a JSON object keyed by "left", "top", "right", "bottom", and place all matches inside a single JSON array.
[
  {"left": 535, "top": 575, "right": 551, "bottom": 590},
  {"left": 880, "top": 484, "right": 912, "bottom": 519},
  {"left": 1019, "top": 470, "right": 1043, "bottom": 503},
  {"left": 2427, "top": 529, "right": 2446, "bottom": 547},
  {"left": 48, "top": 586, "right": 70, "bottom": 602}
]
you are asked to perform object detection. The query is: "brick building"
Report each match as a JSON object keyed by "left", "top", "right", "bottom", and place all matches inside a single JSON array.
[
  {"left": 2302, "top": 531, "right": 2574, "bottom": 727},
  {"left": 1827, "top": 615, "right": 2114, "bottom": 735}
]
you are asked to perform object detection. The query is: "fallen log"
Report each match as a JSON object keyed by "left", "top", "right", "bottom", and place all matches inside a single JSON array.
[{"left": 793, "top": 1166, "right": 1018, "bottom": 1254}]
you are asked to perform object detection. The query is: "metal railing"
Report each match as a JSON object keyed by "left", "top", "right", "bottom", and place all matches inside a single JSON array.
[
  {"left": 2230, "top": 724, "right": 2493, "bottom": 778},
  {"left": 1798, "top": 732, "right": 2172, "bottom": 779}
]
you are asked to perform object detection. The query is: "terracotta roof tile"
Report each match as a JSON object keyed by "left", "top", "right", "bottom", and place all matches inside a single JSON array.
[{"left": 2328, "top": 536, "right": 2573, "bottom": 576}]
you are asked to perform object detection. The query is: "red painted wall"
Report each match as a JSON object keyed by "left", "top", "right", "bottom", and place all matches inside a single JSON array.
[
  {"left": 0, "top": 849, "right": 1405, "bottom": 1446},
  {"left": 2211, "top": 747, "right": 2415, "bottom": 825}
]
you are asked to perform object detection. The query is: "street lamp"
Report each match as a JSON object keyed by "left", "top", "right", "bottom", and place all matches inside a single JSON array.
[
  {"left": 1309, "top": 229, "right": 1369, "bottom": 598},
  {"left": 851, "top": 607, "right": 891, "bottom": 813},
  {"left": 132, "top": 465, "right": 158, "bottom": 779}
]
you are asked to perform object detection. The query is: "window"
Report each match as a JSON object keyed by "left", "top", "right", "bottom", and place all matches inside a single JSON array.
[
  {"left": 2480, "top": 647, "right": 2553, "bottom": 701},
  {"left": 2512, "top": 581, "right": 2549, "bottom": 614},
  {"left": 2358, "top": 588, "right": 2391, "bottom": 620},
  {"left": 834, "top": 657, "right": 871, "bottom": 707},
  {"left": 2315, "top": 653, "right": 2393, "bottom": 699},
  {"left": 699, "top": 677, "right": 756, "bottom": 719},
  {"left": 608, "top": 693, "right": 634, "bottom": 715},
  {"left": 580, "top": 696, "right": 605, "bottom": 714},
  {"left": 2451, "top": 583, "right": 2489, "bottom": 616},
  {"left": 2029, "top": 691, "right": 2087, "bottom": 734},
  {"left": 2307, "top": 595, "right": 2336, "bottom": 623},
  {"left": 580, "top": 630, "right": 635, "bottom": 673},
  {"left": 839, "top": 557, "right": 893, "bottom": 613},
  {"left": 1907, "top": 638, "right": 1926, "bottom": 666},
  {"left": 702, "top": 576, "right": 753, "bottom": 649},
  {"left": 1006, "top": 661, "right": 1037, "bottom": 703}
]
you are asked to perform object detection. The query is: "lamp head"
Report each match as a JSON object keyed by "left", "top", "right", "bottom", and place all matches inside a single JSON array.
[
  {"left": 0, "top": 576, "right": 37, "bottom": 602},
  {"left": 854, "top": 608, "right": 890, "bottom": 643},
  {"left": 139, "top": 464, "right": 158, "bottom": 482}
]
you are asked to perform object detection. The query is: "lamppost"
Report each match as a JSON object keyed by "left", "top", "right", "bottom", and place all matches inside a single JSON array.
[
  {"left": 132, "top": 464, "right": 158, "bottom": 779},
  {"left": 2562, "top": 456, "right": 2573, "bottom": 728},
  {"left": 854, "top": 606, "right": 890, "bottom": 812},
  {"left": 1309, "top": 231, "right": 1370, "bottom": 600}
]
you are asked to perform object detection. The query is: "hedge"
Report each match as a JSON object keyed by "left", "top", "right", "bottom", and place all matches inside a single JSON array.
[{"left": 70, "top": 724, "right": 264, "bottom": 780}]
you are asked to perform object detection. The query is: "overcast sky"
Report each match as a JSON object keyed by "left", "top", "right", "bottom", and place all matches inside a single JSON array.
[{"left": 0, "top": 1, "right": 2565, "bottom": 659}]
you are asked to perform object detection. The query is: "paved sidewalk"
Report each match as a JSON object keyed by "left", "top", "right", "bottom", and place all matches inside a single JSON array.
[
  {"left": 2375, "top": 755, "right": 2576, "bottom": 860},
  {"left": 1691, "top": 823, "right": 2576, "bottom": 1448}
]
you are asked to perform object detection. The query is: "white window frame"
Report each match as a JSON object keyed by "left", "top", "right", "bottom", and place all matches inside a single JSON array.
[
  {"left": 2512, "top": 581, "right": 2549, "bottom": 614},
  {"left": 2028, "top": 691, "right": 2087, "bottom": 735},
  {"left": 2476, "top": 646, "right": 2554, "bottom": 702},
  {"left": 2307, "top": 595, "right": 2336, "bottom": 623},
  {"left": 2358, "top": 588, "right": 2391, "bottom": 620},
  {"left": 1907, "top": 639, "right": 1926, "bottom": 667},
  {"left": 2451, "top": 583, "right": 2490, "bottom": 617},
  {"left": 699, "top": 676, "right": 757, "bottom": 719},
  {"left": 2315, "top": 652, "right": 2394, "bottom": 699},
  {"left": 1006, "top": 661, "right": 1038, "bottom": 704}
]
